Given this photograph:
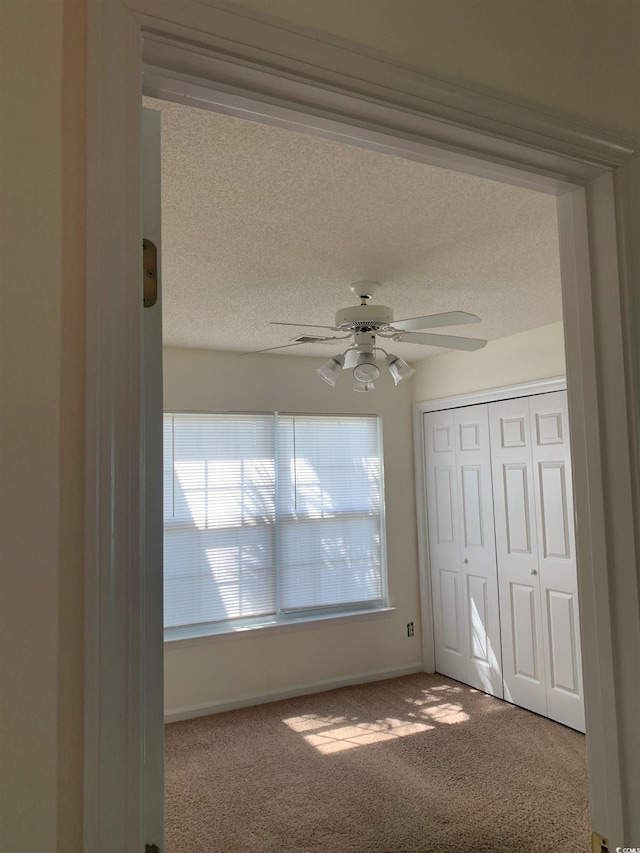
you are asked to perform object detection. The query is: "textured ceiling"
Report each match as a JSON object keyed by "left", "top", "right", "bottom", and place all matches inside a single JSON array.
[{"left": 146, "top": 97, "right": 562, "bottom": 362}]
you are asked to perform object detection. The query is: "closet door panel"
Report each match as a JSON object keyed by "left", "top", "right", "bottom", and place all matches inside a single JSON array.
[
  {"left": 439, "top": 568, "right": 462, "bottom": 654},
  {"left": 424, "top": 409, "right": 467, "bottom": 683},
  {"left": 530, "top": 392, "right": 584, "bottom": 731},
  {"left": 455, "top": 406, "right": 502, "bottom": 697},
  {"left": 489, "top": 398, "right": 548, "bottom": 717},
  {"left": 509, "top": 581, "right": 540, "bottom": 681}
]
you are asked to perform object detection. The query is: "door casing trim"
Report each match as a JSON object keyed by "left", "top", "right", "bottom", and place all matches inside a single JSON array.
[{"left": 86, "top": 2, "right": 640, "bottom": 848}]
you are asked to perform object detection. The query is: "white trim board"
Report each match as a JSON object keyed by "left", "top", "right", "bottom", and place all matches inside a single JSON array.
[
  {"left": 164, "top": 663, "right": 424, "bottom": 723},
  {"left": 413, "top": 377, "right": 567, "bottom": 414},
  {"left": 165, "top": 606, "right": 396, "bottom": 650},
  {"left": 87, "top": 2, "right": 640, "bottom": 850}
]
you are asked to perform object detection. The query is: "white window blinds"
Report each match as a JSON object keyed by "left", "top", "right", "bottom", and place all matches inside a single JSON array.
[
  {"left": 163, "top": 414, "right": 276, "bottom": 631},
  {"left": 277, "top": 415, "right": 383, "bottom": 611},
  {"left": 163, "top": 412, "right": 385, "bottom": 637}
]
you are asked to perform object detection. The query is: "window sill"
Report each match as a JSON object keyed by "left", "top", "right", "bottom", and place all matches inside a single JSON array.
[{"left": 164, "top": 606, "right": 396, "bottom": 650}]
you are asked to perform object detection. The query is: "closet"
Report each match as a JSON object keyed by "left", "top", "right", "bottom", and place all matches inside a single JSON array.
[{"left": 423, "top": 390, "right": 584, "bottom": 731}]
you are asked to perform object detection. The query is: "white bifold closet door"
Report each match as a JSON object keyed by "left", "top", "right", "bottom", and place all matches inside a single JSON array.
[
  {"left": 424, "top": 390, "right": 584, "bottom": 732},
  {"left": 424, "top": 404, "right": 503, "bottom": 698},
  {"left": 489, "top": 390, "right": 584, "bottom": 732}
]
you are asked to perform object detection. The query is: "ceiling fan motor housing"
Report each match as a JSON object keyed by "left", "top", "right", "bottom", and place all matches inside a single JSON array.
[{"left": 334, "top": 304, "right": 394, "bottom": 331}]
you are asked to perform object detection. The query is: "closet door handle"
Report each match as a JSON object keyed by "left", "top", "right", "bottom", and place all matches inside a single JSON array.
[{"left": 530, "top": 568, "right": 538, "bottom": 575}]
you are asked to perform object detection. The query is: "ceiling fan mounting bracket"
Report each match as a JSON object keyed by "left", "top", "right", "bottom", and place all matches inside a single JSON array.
[{"left": 349, "top": 280, "right": 379, "bottom": 303}]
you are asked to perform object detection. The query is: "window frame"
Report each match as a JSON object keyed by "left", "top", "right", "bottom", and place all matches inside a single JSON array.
[{"left": 162, "top": 409, "right": 389, "bottom": 641}]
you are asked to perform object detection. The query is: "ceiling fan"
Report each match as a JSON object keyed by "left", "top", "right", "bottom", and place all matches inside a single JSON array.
[{"left": 249, "top": 281, "right": 488, "bottom": 391}]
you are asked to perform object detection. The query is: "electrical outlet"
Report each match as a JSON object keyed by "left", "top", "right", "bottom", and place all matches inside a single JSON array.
[{"left": 407, "top": 621, "right": 414, "bottom": 637}]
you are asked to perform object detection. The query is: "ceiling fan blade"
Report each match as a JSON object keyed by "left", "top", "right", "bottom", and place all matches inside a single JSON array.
[
  {"left": 391, "top": 311, "right": 481, "bottom": 332},
  {"left": 395, "top": 331, "right": 487, "bottom": 351},
  {"left": 239, "top": 341, "right": 316, "bottom": 355},
  {"left": 270, "top": 321, "right": 336, "bottom": 330},
  {"left": 240, "top": 335, "right": 346, "bottom": 355}
]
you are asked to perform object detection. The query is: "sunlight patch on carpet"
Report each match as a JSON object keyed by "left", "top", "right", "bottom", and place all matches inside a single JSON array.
[
  {"left": 282, "top": 701, "right": 474, "bottom": 754},
  {"left": 421, "top": 702, "right": 469, "bottom": 724}
]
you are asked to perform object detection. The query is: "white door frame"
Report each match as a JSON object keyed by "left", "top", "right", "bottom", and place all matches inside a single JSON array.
[{"left": 86, "top": 1, "right": 640, "bottom": 849}]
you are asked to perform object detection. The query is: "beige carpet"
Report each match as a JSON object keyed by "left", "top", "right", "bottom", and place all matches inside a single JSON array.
[{"left": 165, "top": 673, "right": 590, "bottom": 853}]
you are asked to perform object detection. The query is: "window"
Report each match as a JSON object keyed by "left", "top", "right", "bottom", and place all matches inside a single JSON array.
[{"left": 163, "top": 412, "right": 386, "bottom": 639}]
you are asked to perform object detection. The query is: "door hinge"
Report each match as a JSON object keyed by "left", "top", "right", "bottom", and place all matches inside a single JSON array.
[
  {"left": 145, "top": 845, "right": 160, "bottom": 853},
  {"left": 142, "top": 238, "right": 158, "bottom": 308},
  {"left": 591, "top": 831, "right": 609, "bottom": 853}
]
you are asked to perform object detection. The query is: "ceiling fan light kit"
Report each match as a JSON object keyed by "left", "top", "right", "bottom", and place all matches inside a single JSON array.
[{"left": 260, "top": 281, "right": 487, "bottom": 391}]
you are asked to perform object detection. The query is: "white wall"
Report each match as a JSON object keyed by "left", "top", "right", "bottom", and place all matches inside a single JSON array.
[
  {"left": 0, "top": 2, "right": 85, "bottom": 851},
  {"left": 163, "top": 347, "right": 423, "bottom": 717},
  {"left": 231, "top": 0, "right": 640, "bottom": 141},
  {"left": 412, "top": 322, "right": 565, "bottom": 402}
]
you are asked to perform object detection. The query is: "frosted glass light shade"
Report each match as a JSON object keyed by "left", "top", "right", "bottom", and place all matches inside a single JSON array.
[
  {"left": 343, "top": 349, "right": 360, "bottom": 370},
  {"left": 385, "top": 354, "right": 415, "bottom": 385},
  {"left": 316, "top": 354, "right": 345, "bottom": 386},
  {"left": 353, "top": 379, "right": 375, "bottom": 392},
  {"left": 353, "top": 353, "right": 381, "bottom": 383}
]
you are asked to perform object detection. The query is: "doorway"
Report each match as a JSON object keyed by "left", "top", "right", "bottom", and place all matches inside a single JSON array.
[
  {"left": 145, "top": 73, "right": 581, "bottom": 851},
  {"left": 84, "top": 6, "right": 640, "bottom": 851}
]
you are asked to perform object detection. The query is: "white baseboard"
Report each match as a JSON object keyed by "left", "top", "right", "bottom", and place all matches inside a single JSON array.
[{"left": 165, "top": 662, "right": 425, "bottom": 723}]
